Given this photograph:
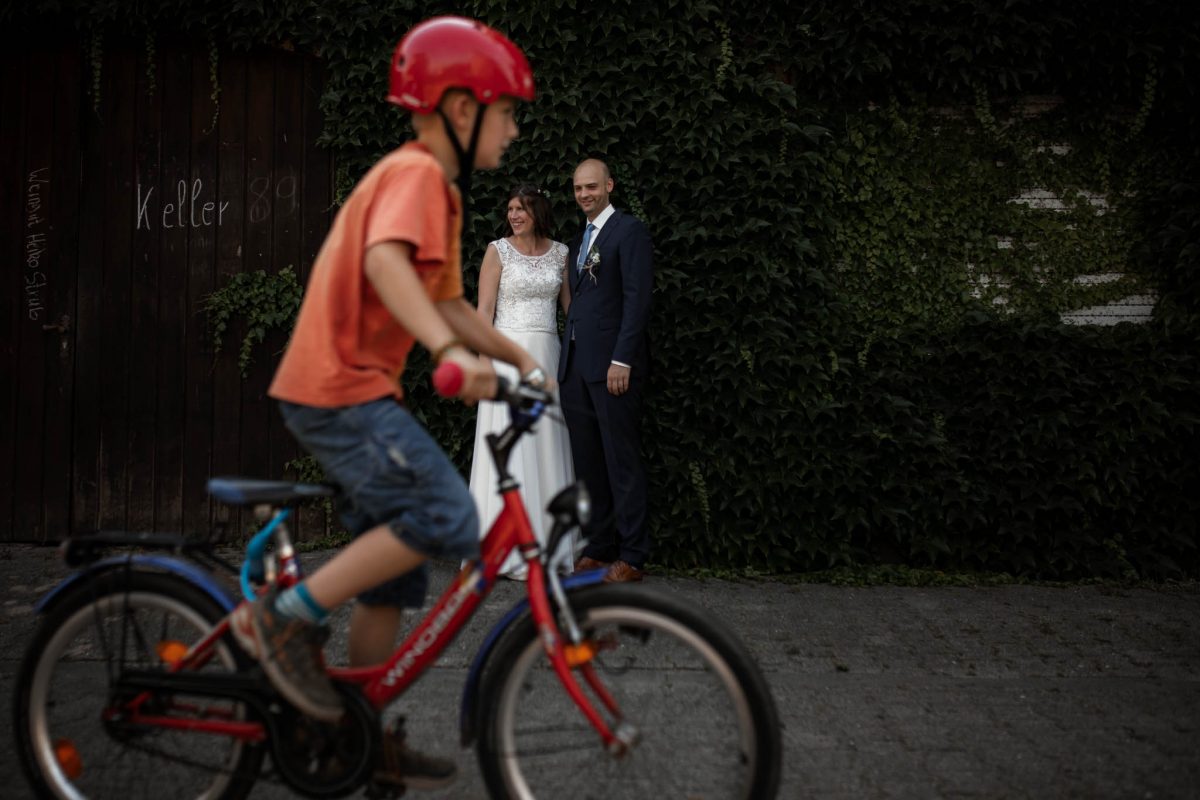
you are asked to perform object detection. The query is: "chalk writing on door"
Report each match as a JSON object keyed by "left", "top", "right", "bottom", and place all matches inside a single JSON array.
[
  {"left": 136, "top": 173, "right": 298, "bottom": 231},
  {"left": 25, "top": 167, "right": 49, "bottom": 322}
]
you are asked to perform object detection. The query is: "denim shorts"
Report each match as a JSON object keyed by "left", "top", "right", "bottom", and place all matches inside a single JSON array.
[{"left": 279, "top": 398, "right": 480, "bottom": 609}]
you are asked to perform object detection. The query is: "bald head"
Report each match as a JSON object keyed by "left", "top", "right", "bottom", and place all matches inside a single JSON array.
[
  {"left": 573, "top": 159, "right": 614, "bottom": 221},
  {"left": 576, "top": 158, "right": 611, "bottom": 181}
]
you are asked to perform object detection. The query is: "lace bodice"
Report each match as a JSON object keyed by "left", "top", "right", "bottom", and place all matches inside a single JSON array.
[{"left": 490, "top": 238, "right": 567, "bottom": 333}]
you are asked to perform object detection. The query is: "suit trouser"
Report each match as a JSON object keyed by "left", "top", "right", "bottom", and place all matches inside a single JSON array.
[{"left": 559, "top": 341, "right": 650, "bottom": 567}]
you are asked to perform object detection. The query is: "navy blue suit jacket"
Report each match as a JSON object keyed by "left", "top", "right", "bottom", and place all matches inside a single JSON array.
[{"left": 558, "top": 209, "right": 653, "bottom": 383}]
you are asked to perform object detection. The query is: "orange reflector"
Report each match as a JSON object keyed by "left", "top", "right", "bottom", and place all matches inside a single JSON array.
[
  {"left": 156, "top": 640, "right": 189, "bottom": 666},
  {"left": 54, "top": 738, "right": 82, "bottom": 779},
  {"left": 563, "top": 641, "right": 597, "bottom": 667}
]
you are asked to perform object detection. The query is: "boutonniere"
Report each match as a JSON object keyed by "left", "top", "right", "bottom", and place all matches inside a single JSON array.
[{"left": 582, "top": 247, "right": 600, "bottom": 283}]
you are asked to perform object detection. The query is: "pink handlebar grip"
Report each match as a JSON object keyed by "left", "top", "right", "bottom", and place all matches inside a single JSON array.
[{"left": 432, "top": 362, "right": 464, "bottom": 398}]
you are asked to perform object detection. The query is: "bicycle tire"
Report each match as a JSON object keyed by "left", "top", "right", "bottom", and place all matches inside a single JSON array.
[
  {"left": 14, "top": 570, "right": 264, "bottom": 800},
  {"left": 476, "top": 583, "right": 782, "bottom": 799}
]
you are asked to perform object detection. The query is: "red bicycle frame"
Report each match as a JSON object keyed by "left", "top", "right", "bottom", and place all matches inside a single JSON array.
[
  {"left": 120, "top": 479, "right": 624, "bottom": 750},
  {"left": 328, "top": 484, "right": 624, "bottom": 748}
]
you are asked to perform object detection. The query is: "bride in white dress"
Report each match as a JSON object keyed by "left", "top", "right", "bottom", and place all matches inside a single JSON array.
[{"left": 469, "top": 185, "right": 576, "bottom": 579}]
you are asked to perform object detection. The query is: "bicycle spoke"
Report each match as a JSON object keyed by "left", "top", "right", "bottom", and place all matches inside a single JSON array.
[
  {"left": 480, "top": 588, "right": 780, "bottom": 799},
  {"left": 17, "top": 575, "right": 264, "bottom": 800}
]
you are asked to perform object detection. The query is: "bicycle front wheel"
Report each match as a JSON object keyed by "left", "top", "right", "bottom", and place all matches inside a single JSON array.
[
  {"left": 477, "top": 583, "right": 782, "bottom": 799},
  {"left": 14, "top": 571, "right": 263, "bottom": 800}
]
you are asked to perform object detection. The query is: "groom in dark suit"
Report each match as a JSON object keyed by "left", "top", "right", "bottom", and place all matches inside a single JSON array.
[{"left": 558, "top": 158, "right": 653, "bottom": 583}]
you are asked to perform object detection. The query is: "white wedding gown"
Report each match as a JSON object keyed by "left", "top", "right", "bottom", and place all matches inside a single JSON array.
[{"left": 468, "top": 238, "right": 577, "bottom": 578}]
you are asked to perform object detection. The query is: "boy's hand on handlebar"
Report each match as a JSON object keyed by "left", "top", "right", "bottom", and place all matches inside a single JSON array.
[
  {"left": 433, "top": 352, "right": 556, "bottom": 402},
  {"left": 521, "top": 366, "right": 557, "bottom": 393},
  {"left": 442, "top": 348, "right": 497, "bottom": 405},
  {"left": 517, "top": 354, "right": 556, "bottom": 392}
]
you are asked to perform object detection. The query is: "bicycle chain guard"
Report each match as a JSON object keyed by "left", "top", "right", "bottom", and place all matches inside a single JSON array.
[{"left": 267, "top": 681, "right": 380, "bottom": 798}]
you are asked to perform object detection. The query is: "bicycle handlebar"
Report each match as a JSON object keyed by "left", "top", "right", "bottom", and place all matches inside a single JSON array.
[
  {"left": 431, "top": 361, "right": 464, "bottom": 397},
  {"left": 432, "top": 361, "right": 553, "bottom": 408}
]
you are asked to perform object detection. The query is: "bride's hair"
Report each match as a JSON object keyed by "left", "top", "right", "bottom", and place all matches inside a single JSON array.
[{"left": 507, "top": 183, "right": 554, "bottom": 240}]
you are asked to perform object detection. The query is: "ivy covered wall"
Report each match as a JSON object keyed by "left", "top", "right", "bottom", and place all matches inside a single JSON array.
[{"left": 10, "top": 1, "right": 1198, "bottom": 577}]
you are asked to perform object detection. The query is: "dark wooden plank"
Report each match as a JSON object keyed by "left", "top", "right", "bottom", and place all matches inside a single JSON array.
[
  {"left": 41, "top": 39, "right": 84, "bottom": 541},
  {"left": 295, "top": 55, "right": 334, "bottom": 541},
  {"left": 127, "top": 35, "right": 165, "bottom": 533},
  {"left": 210, "top": 49, "right": 248, "bottom": 542},
  {"left": 268, "top": 48, "right": 306, "bottom": 533},
  {"left": 299, "top": 57, "right": 332, "bottom": 282},
  {"left": 0, "top": 47, "right": 30, "bottom": 541},
  {"left": 238, "top": 47, "right": 276, "bottom": 492},
  {"left": 181, "top": 45, "right": 220, "bottom": 538},
  {"left": 95, "top": 46, "right": 136, "bottom": 532},
  {"left": 70, "top": 40, "right": 108, "bottom": 536},
  {"left": 15, "top": 47, "right": 58, "bottom": 542},
  {"left": 271, "top": 48, "right": 304, "bottom": 280},
  {"left": 154, "top": 42, "right": 192, "bottom": 533}
]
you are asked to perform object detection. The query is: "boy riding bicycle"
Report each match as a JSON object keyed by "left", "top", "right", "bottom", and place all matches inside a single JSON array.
[{"left": 229, "top": 16, "right": 546, "bottom": 791}]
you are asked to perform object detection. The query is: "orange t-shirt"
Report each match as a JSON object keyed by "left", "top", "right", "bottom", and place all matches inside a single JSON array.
[{"left": 269, "top": 143, "right": 463, "bottom": 407}]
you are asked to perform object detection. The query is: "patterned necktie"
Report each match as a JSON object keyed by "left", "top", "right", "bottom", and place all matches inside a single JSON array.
[{"left": 577, "top": 223, "right": 596, "bottom": 273}]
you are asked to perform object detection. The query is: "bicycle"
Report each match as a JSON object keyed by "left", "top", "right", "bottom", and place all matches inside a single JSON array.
[{"left": 14, "top": 364, "right": 783, "bottom": 799}]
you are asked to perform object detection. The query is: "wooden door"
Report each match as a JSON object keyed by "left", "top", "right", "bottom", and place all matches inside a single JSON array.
[{"left": 1, "top": 35, "right": 334, "bottom": 543}]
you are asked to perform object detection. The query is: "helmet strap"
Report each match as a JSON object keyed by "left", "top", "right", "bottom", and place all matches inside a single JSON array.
[{"left": 437, "top": 103, "right": 487, "bottom": 203}]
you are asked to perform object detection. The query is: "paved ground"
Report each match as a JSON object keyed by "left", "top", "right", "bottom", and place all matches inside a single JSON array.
[{"left": 2, "top": 543, "right": 1198, "bottom": 798}]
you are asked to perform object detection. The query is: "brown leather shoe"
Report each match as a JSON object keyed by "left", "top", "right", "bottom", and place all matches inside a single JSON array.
[
  {"left": 574, "top": 556, "right": 611, "bottom": 573},
  {"left": 602, "top": 560, "right": 645, "bottom": 583}
]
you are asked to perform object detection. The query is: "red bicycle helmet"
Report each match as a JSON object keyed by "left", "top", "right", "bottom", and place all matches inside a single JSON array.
[{"left": 388, "top": 16, "right": 535, "bottom": 112}]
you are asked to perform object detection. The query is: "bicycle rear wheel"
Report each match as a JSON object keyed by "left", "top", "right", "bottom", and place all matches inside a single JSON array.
[
  {"left": 477, "top": 583, "right": 782, "bottom": 799},
  {"left": 14, "top": 571, "right": 263, "bottom": 800}
]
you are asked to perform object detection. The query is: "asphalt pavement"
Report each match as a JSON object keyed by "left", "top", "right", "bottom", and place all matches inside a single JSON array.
[{"left": 2, "top": 543, "right": 1198, "bottom": 798}]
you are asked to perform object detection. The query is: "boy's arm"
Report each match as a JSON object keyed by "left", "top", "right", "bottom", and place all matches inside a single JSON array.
[
  {"left": 437, "top": 297, "right": 543, "bottom": 380},
  {"left": 364, "top": 241, "right": 496, "bottom": 402}
]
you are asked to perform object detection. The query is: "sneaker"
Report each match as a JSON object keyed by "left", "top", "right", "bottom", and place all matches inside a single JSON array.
[
  {"left": 228, "top": 590, "right": 343, "bottom": 722},
  {"left": 374, "top": 717, "right": 457, "bottom": 790}
]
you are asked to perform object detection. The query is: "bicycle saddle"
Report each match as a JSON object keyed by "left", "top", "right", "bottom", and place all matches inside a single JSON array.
[{"left": 207, "top": 477, "right": 337, "bottom": 506}]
